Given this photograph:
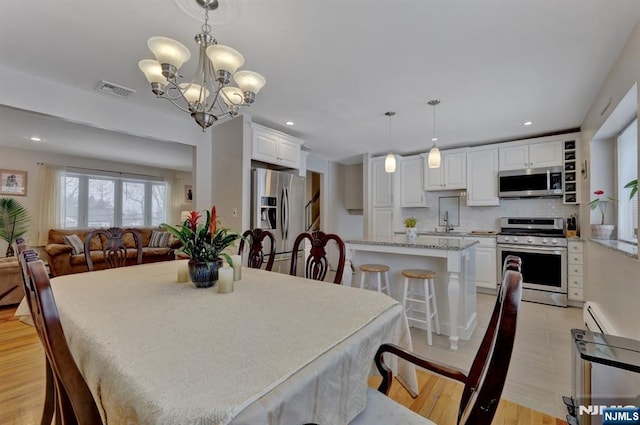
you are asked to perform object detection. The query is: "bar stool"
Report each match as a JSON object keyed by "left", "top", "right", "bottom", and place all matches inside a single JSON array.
[
  {"left": 401, "top": 268, "right": 440, "bottom": 345},
  {"left": 359, "top": 264, "right": 390, "bottom": 295}
]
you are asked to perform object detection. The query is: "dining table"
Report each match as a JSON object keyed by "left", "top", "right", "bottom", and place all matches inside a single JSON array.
[{"left": 35, "top": 259, "right": 418, "bottom": 425}]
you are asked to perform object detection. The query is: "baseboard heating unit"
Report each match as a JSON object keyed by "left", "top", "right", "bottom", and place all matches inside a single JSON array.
[{"left": 583, "top": 302, "right": 619, "bottom": 336}]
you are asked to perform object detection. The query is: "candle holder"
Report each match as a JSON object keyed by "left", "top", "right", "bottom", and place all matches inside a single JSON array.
[
  {"left": 218, "top": 266, "right": 234, "bottom": 294},
  {"left": 231, "top": 254, "right": 242, "bottom": 281}
]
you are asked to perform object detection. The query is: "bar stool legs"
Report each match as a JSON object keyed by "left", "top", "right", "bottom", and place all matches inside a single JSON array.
[
  {"left": 358, "top": 264, "right": 390, "bottom": 296},
  {"left": 402, "top": 269, "right": 440, "bottom": 345}
]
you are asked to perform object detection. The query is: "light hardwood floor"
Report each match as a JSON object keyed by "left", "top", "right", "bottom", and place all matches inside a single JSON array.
[{"left": 0, "top": 303, "right": 569, "bottom": 425}]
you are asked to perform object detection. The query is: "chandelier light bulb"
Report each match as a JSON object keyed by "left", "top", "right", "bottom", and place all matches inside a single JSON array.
[
  {"left": 220, "top": 86, "right": 244, "bottom": 106},
  {"left": 179, "top": 83, "right": 210, "bottom": 105},
  {"left": 428, "top": 144, "right": 441, "bottom": 168},
  {"left": 385, "top": 153, "right": 397, "bottom": 173},
  {"left": 147, "top": 37, "right": 191, "bottom": 71}
]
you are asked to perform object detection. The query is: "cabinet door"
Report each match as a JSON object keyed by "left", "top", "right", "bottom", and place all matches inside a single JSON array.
[
  {"left": 476, "top": 246, "right": 497, "bottom": 289},
  {"left": 499, "top": 145, "right": 528, "bottom": 170},
  {"left": 371, "top": 158, "right": 394, "bottom": 207},
  {"left": 466, "top": 148, "right": 500, "bottom": 206},
  {"left": 371, "top": 208, "right": 394, "bottom": 237},
  {"left": 400, "top": 156, "right": 425, "bottom": 207},
  {"left": 529, "top": 140, "right": 562, "bottom": 168},
  {"left": 252, "top": 130, "right": 279, "bottom": 163},
  {"left": 277, "top": 137, "right": 301, "bottom": 168},
  {"left": 424, "top": 157, "right": 443, "bottom": 190},
  {"left": 444, "top": 152, "right": 466, "bottom": 189}
]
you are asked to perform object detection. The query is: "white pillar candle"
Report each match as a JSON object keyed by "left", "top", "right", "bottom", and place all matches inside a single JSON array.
[
  {"left": 177, "top": 261, "right": 190, "bottom": 283},
  {"left": 231, "top": 254, "right": 242, "bottom": 281},
  {"left": 218, "top": 266, "right": 234, "bottom": 294}
]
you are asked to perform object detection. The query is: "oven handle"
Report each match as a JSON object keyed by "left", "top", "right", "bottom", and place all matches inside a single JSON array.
[{"left": 497, "top": 244, "right": 566, "bottom": 254}]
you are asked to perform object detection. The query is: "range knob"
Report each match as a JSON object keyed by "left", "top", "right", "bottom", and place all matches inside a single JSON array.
[
  {"left": 542, "top": 238, "right": 549, "bottom": 244},
  {"left": 503, "top": 236, "right": 511, "bottom": 242},
  {"left": 527, "top": 237, "right": 534, "bottom": 244},
  {"left": 551, "top": 238, "right": 558, "bottom": 245},
  {"left": 513, "top": 237, "right": 519, "bottom": 242}
]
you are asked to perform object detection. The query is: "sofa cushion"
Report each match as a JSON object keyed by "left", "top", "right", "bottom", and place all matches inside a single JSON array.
[
  {"left": 63, "top": 234, "right": 84, "bottom": 255},
  {"left": 149, "top": 230, "right": 171, "bottom": 248}
]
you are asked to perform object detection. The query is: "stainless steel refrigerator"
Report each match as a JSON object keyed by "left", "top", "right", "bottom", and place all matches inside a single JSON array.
[{"left": 251, "top": 168, "right": 306, "bottom": 273}]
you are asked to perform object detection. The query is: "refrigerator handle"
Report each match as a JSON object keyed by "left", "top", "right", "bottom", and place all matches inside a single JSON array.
[{"left": 283, "top": 186, "right": 290, "bottom": 240}]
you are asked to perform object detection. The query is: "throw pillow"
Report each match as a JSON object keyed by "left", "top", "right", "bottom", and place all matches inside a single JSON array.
[
  {"left": 149, "top": 230, "right": 171, "bottom": 248},
  {"left": 63, "top": 234, "right": 84, "bottom": 255}
]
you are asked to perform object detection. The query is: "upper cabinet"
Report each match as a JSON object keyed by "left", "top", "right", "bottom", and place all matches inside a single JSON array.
[
  {"left": 499, "top": 140, "right": 562, "bottom": 170},
  {"left": 400, "top": 155, "right": 425, "bottom": 207},
  {"left": 371, "top": 156, "right": 394, "bottom": 207},
  {"left": 251, "top": 123, "right": 303, "bottom": 169},
  {"left": 424, "top": 150, "right": 467, "bottom": 191},
  {"left": 466, "top": 147, "right": 500, "bottom": 206}
]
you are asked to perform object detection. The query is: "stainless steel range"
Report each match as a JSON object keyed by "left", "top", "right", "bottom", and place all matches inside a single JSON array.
[{"left": 497, "top": 217, "right": 567, "bottom": 307}]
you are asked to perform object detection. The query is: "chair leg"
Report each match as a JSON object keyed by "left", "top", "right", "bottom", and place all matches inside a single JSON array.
[
  {"left": 424, "top": 279, "right": 433, "bottom": 346},
  {"left": 402, "top": 277, "right": 409, "bottom": 313},
  {"left": 359, "top": 270, "right": 366, "bottom": 289},
  {"left": 383, "top": 271, "right": 390, "bottom": 296},
  {"left": 430, "top": 278, "right": 440, "bottom": 335},
  {"left": 376, "top": 272, "right": 382, "bottom": 293},
  {"left": 41, "top": 359, "right": 55, "bottom": 425}
]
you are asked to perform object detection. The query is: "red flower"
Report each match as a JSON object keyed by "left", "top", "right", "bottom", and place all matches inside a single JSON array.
[
  {"left": 186, "top": 211, "right": 201, "bottom": 232},
  {"left": 594, "top": 190, "right": 604, "bottom": 195},
  {"left": 210, "top": 205, "right": 217, "bottom": 236}
]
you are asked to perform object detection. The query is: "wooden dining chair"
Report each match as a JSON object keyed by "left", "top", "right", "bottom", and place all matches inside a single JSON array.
[
  {"left": 84, "top": 227, "right": 143, "bottom": 271},
  {"left": 24, "top": 255, "right": 104, "bottom": 424},
  {"left": 238, "top": 228, "right": 276, "bottom": 271},
  {"left": 289, "top": 230, "right": 346, "bottom": 284},
  {"left": 350, "top": 258, "right": 523, "bottom": 425},
  {"left": 15, "top": 239, "right": 57, "bottom": 425}
]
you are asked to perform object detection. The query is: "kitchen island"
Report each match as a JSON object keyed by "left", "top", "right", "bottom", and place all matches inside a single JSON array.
[{"left": 344, "top": 236, "right": 478, "bottom": 350}]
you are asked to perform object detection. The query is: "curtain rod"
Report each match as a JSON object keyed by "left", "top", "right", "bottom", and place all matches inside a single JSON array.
[{"left": 36, "top": 162, "right": 166, "bottom": 179}]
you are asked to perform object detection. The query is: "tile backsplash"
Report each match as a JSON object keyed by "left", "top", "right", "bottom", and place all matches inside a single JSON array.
[{"left": 399, "top": 190, "right": 579, "bottom": 233}]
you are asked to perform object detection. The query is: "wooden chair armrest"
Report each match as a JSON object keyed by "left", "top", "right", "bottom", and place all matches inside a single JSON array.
[{"left": 375, "top": 343, "right": 468, "bottom": 395}]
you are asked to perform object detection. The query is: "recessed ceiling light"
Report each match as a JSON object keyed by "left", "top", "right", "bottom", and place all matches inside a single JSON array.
[
  {"left": 285, "top": 121, "right": 294, "bottom": 126},
  {"left": 29, "top": 136, "right": 42, "bottom": 142},
  {"left": 523, "top": 121, "right": 533, "bottom": 126}
]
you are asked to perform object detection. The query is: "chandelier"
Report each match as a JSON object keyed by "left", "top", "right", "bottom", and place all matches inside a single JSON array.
[{"left": 138, "top": 0, "right": 265, "bottom": 131}]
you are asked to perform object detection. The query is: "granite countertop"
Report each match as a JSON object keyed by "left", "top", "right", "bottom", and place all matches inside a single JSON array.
[
  {"left": 345, "top": 235, "right": 479, "bottom": 251},
  {"left": 393, "top": 230, "right": 498, "bottom": 238}
]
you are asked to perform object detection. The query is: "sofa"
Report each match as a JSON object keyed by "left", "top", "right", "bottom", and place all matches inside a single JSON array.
[
  {"left": 44, "top": 227, "right": 180, "bottom": 277},
  {"left": 0, "top": 257, "right": 25, "bottom": 306}
]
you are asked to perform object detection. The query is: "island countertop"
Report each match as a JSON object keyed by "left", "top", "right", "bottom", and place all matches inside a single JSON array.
[{"left": 344, "top": 235, "right": 479, "bottom": 251}]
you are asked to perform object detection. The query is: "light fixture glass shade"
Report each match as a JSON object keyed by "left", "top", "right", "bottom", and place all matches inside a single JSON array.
[
  {"left": 234, "top": 70, "right": 266, "bottom": 95},
  {"left": 220, "top": 86, "right": 244, "bottom": 106},
  {"left": 138, "top": 59, "right": 166, "bottom": 84},
  {"left": 206, "top": 44, "right": 245, "bottom": 74},
  {"left": 428, "top": 144, "right": 441, "bottom": 168},
  {"left": 180, "top": 83, "right": 210, "bottom": 104},
  {"left": 147, "top": 37, "right": 191, "bottom": 69},
  {"left": 385, "top": 153, "right": 396, "bottom": 173}
]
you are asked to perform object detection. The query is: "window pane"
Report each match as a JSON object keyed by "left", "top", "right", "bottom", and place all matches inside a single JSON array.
[
  {"left": 617, "top": 119, "right": 638, "bottom": 242},
  {"left": 64, "top": 176, "right": 80, "bottom": 228},
  {"left": 88, "top": 178, "right": 115, "bottom": 227},
  {"left": 151, "top": 183, "right": 167, "bottom": 226},
  {"left": 122, "top": 181, "right": 145, "bottom": 226}
]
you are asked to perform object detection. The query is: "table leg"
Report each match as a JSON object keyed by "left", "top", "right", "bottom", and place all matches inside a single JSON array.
[{"left": 448, "top": 271, "right": 460, "bottom": 350}]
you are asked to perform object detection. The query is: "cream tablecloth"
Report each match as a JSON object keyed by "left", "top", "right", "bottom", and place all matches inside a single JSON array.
[{"left": 46, "top": 260, "right": 417, "bottom": 425}]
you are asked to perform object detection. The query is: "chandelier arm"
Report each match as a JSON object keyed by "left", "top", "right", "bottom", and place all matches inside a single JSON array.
[{"left": 158, "top": 95, "right": 194, "bottom": 115}]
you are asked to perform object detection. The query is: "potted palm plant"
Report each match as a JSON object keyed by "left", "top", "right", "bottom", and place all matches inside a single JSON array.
[
  {"left": 0, "top": 198, "right": 31, "bottom": 257},
  {"left": 162, "top": 206, "right": 240, "bottom": 288}
]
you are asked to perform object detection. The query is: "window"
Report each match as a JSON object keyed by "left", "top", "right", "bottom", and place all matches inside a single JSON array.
[
  {"left": 617, "top": 119, "right": 638, "bottom": 243},
  {"left": 62, "top": 171, "right": 168, "bottom": 229}
]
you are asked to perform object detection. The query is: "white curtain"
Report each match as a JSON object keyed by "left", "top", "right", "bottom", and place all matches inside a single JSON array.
[{"left": 36, "top": 164, "right": 64, "bottom": 246}]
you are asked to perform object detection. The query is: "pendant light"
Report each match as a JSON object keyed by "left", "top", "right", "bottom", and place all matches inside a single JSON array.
[
  {"left": 384, "top": 111, "right": 397, "bottom": 173},
  {"left": 427, "top": 99, "right": 442, "bottom": 168}
]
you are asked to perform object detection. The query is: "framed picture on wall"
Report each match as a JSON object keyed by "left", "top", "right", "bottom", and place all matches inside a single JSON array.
[
  {"left": 0, "top": 169, "right": 28, "bottom": 196},
  {"left": 185, "top": 185, "right": 193, "bottom": 203}
]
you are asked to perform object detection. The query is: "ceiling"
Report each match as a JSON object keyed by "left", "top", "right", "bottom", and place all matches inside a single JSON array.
[{"left": 2, "top": 0, "right": 640, "bottom": 168}]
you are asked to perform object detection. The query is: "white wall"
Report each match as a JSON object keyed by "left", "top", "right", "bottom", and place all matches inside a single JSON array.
[
  {"left": 580, "top": 20, "right": 640, "bottom": 339},
  {"left": 0, "top": 145, "right": 188, "bottom": 255}
]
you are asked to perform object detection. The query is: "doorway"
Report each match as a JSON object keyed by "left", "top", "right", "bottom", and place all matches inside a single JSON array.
[{"left": 305, "top": 171, "right": 321, "bottom": 231}]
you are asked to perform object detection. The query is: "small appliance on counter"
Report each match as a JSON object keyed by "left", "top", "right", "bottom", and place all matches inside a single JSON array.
[{"left": 567, "top": 214, "right": 578, "bottom": 238}]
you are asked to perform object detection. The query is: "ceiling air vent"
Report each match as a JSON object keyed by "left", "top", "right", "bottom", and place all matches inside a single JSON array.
[{"left": 95, "top": 80, "right": 136, "bottom": 98}]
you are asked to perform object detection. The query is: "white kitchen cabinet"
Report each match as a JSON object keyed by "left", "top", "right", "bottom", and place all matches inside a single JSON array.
[
  {"left": 400, "top": 155, "right": 425, "bottom": 207},
  {"left": 424, "top": 150, "right": 466, "bottom": 191},
  {"left": 568, "top": 240, "right": 584, "bottom": 302},
  {"left": 371, "top": 208, "right": 394, "bottom": 237},
  {"left": 466, "top": 148, "right": 500, "bottom": 206},
  {"left": 499, "top": 140, "right": 562, "bottom": 170},
  {"left": 467, "top": 237, "right": 498, "bottom": 290},
  {"left": 251, "top": 123, "right": 303, "bottom": 169},
  {"left": 371, "top": 156, "right": 394, "bottom": 207}
]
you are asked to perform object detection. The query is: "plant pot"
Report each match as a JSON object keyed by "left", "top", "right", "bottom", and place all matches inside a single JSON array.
[
  {"left": 188, "top": 258, "right": 223, "bottom": 288},
  {"left": 591, "top": 224, "right": 614, "bottom": 240},
  {"left": 406, "top": 227, "right": 417, "bottom": 239}
]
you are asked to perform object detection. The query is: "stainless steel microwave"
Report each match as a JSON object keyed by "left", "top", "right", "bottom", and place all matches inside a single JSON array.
[{"left": 498, "top": 166, "right": 564, "bottom": 198}]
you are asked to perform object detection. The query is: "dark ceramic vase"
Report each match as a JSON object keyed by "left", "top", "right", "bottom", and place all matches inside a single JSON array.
[{"left": 188, "top": 258, "right": 223, "bottom": 288}]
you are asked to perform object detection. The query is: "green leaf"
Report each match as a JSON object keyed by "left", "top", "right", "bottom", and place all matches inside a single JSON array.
[
  {"left": 0, "top": 198, "right": 31, "bottom": 244},
  {"left": 624, "top": 179, "right": 637, "bottom": 200}
]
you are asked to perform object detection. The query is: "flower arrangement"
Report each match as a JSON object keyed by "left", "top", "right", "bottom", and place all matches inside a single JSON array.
[
  {"left": 404, "top": 217, "right": 417, "bottom": 228},
  {"left": 162, "top": 206, "right": 240, "bottom": 267},
  {"left": 589, "top": 190, "right": 615, "bottom": 225}
]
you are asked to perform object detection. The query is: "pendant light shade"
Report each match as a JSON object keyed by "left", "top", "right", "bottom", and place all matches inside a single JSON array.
[
  {"left": 385, "top": 153, "right": 396, "bottom": 173},
  {"left": 384, "top": 111, "right": 397, "bottom": 173},
  {"left": 427, "top": 99, "right": 442, "bottom": 169}
]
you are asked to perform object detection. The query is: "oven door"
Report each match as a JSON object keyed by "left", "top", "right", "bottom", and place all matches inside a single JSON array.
[{"left": 497, "top": 244, "right": 567, "bottom": 306}]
